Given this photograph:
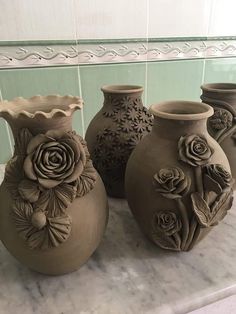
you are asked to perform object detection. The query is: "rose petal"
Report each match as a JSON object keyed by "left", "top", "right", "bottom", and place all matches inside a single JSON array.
[
  {"left": 34, "top": 163, "right": 49, "bottom": 178},
  {"left": 64, "top": 161, "right": 84, "bottom": 183},
  {"left": 23, "top": 154, "right": 37, "bottom": 180},
  {"left": 62, "top": 139, "right": 80, "bottom": 161},
  {"left": 27, "top": 134, "right": 49, "bottom": 154},
  {"left": 38, "top": 178, "right": 62, "bottom": 189}
]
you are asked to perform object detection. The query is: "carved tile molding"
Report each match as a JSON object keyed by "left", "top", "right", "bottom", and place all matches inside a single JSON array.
[{"left": 1, "top": 39, "right": 236, "bottom": 68}]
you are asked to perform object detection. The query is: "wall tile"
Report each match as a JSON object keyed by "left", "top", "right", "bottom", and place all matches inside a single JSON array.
[
  {"left": 0, "top": 66, "right": 84, "bottom": 149},
  {"left": 146, "top": 59, "right": 205, "bottom": 105},
  {"left": 148, "top": 0, "right": 212, "bottom": 38},
  {"left": 0, "top": 0, "right": 76, "bottom": 40},
  {"left": 204, "top": 58, "right": 236, "bottom": 83},
  {"left": 79, "top": 62, "right": 147, "bottom": 129},
  {"left": 0, "top": 120, "right": 13, "bottom": 163},
  {"left": 75, "top": 0, "right": 148, "bottom": 39},
  {"left": 208, "top": 0, "right": 236, "bottom": 37}
]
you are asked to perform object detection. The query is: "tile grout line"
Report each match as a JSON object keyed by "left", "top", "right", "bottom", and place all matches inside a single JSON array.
[
  {"left": 201, "top": 0, "right": 215, "bottom": 86},
  {"left": 144, "top": 0, "right": 149, "bottom": 108},
  {"left": 73, "top": 0, "right": 85, "bottom": 138},
  {"left": 72, "top": 0, "right": 85, "bottom": 138}
]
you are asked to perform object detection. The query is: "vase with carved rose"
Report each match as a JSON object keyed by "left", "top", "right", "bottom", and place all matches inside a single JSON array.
[
  {"left": 201, "top": 83, "right": 236, "bottom": 189},
  {"left": 85, "top": 85, "right": 153, "bottom": 198},
  {"left": 125, "top": 101, "right": 234, "bottom": 251},
  {"left": 0, "top": 95, "right": 108, "bottom": 275}
]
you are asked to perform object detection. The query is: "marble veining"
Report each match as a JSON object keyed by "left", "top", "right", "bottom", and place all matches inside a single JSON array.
[{"left": 0, "top": 164, "right": 236, "bottom": 314}]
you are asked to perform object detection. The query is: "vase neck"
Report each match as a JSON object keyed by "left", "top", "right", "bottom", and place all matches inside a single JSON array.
[
  {"left": 5, "top": 115, "right": 73, "bottom": 142},
  {"left": 152, "top": 117, "right": 209, "bottom": 140},
  {"left": 103, "top": 91, "right": 143, "bottom": 109},
  {"left": 201, "top": 84, "right": 236, "bottom": 106}
]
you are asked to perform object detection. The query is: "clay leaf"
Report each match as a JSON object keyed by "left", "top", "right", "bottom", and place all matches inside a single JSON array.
[
  {"left": 36, "top": 183, "right": 77, "bottom": 217},
  {"left": 191, "top": 192, "right": 211, "bottom": 227},
  {"left": 152, "top": 228, "right": 181, "bottom": 251},
  {"left": 203, "top": 174, "right": 222, "bottom": 194},
  {"left": 28, "top": 215, "right": 72, "bottom": 250},
  {"left": 14, "top": 128, "right": 33, "bottom": 156},
  {"left": 5, "top": 156, "right": 25, "bottom": 199},
  {"left": 18, "top": 179, "right": 40, "bottom": 203},
  {"left": 12, "top": 200, "right": 35, "bottom": 240},
  {"left": 76, "top": 160, "right": 97, "bottom": 197},
  {"left": 191, "top": 190, "right": 233, "bottom": 227},
  {"left": 210, "top": 190, "right": 233, "bottom": 226}
]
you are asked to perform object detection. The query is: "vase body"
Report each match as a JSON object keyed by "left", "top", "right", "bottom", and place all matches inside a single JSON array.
[
  {"left": 201, "top": 83, "right": 236, "bottom": 189},
  {"left": 0, "top": 95, "right": 108, "bottom": 275},
  {"left": 85, "top": 85, "right": 153, "bottom": 198},
  {"left": 125, "top": 101, "right": 234, "bottom": 252}
]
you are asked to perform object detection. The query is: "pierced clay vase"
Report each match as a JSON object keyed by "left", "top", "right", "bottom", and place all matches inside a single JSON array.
[
  {"left": 201, "top": 83, "right": 236, "bottom": 189},
  {"left": 125, "top": 101, "right": 234, "bottom": 252},
  {"left": 85, "top": 85, "right": 153, "bottom": 198},
  {"left": 0, "top": 95, "right": 108, "bottom": 275}
]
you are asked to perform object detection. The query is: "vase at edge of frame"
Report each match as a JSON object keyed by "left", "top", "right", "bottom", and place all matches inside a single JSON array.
[
  {"left": 201, "top": 83, "right": 236, "bottom": 189},
  {"left": 125, "top": 100, "right": 234, "bottom": 251},
  {"left": 0, "top": 95, "right": 108, "bottom": 275}
]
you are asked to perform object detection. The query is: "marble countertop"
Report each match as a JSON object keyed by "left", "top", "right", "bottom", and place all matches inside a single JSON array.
[{"left": 0, "top": 164, "right": 236, "bottom": 314}]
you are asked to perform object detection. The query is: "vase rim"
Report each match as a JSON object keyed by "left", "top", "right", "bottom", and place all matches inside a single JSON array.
[
  {"left": 0, "top": 95, "right": 83, "bottom": 120},
  {"left": 101, "top": 85, "right": 143, "bottom": 94},
  {"left": 150, "top": 100, "right": 214, "bottom": 120},
  {"left": 201, "top": 83, "right": 236, "bottom": 93}
]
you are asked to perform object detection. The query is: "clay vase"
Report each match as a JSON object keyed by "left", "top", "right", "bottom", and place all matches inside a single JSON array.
[
  {"left": 201, "top": 83, "right": 236, "bottom": 189},
  {"left": 85, "top": 85, "right": 153, "bottom": 198},
  {"left": 125, "top": 101, "right": 234, "bottom": 252},
  {"left": 0, "top": 95, "right": 108, "bottom": 275}
]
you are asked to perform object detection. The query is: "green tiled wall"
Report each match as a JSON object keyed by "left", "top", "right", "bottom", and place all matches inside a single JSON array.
[
  {"left": 204, "top": 58, "right": 236, "bottom": 83},
  {"left": 146, "top": 59, "right": 204, "bottom": 104},
  {"left": 0, "top": 57, "right": 236, "bottom": 163},
  {"left": 80, "top": 62, "right": 147, "bottom": 129},
  {"left": 0, "top": 66, "right": 83, "bottom": 163}
]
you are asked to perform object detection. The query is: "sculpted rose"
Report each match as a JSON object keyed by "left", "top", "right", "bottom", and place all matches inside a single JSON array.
[
  {"left": 154, "top": 211, "right": 182, "bottom": 236},
  {"left": 23, "top": 130, "right": 86, "bottom": 189},
  {"left": 153, "top": 167, "right": 190, "bottom": 199},
  {"left": 204, "top": 164, "right": 232, "bottom": 190},
  {"left": 178, "top": 134, "right": 213, "bottom": 167},
  {"left": 209, "top": 108, "right": 233, "bottom": 130}
]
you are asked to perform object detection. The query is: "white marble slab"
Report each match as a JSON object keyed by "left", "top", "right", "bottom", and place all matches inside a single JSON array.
[{"left": 0, "top": 164, "right": 236, "bottom": 314}]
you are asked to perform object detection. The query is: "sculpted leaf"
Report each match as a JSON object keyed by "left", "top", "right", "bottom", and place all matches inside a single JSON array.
[
  {"left": 203, "top": 174, "right": 222, "bottom": 194},
  {"left": 191, "top": 190, "right": 233, "bottom": 227},
  {"left": 36, "top": 183, "right": 77, "bottom": 217},
  {"left": 210, "top": 190, "right": 233, "bottom": 226},
  {"left": 76, "top": 160, "right": 97, "bottom": 197},
  {"left": 191, "top": 192, "right": 211, "bottom": 227},
  {"left": 5, "top": 156, "right": 24, "bottom": 199},
  {"left": 151, "top": 228, "right": 181, "bottom": 251},
  {"left": 203, "top": 164, "right": 233, "bottom": 193},
  {"left": 14, "top": 128, "right": 33, "bottom": 156},
  {"left": 12, "top": 200, "right": 35, "bottom": 239},
  {"left": 18, "top": 179, "right": 40, "bottom": 203},
  {"left": 12, "top": 199, "right": 72, "bottom": 250}
]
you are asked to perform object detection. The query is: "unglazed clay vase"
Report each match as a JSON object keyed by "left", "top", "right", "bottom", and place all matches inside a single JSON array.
[
  {"left": 125, "top": 101, "right": 234, "bottom": 252},
  {"left": 0, "top": 95, "right": 108, "bottom": 275},
  {"left": 85, "top": 85, "right": 153, "bottom": 198},
  {"left": 201, "top": 83, "right": 236, "bottom": 189}
]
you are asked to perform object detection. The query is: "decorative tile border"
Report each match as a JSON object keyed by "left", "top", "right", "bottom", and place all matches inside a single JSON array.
[{"left": 1, "top": 38, "right": 236, "bottom": 68}]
